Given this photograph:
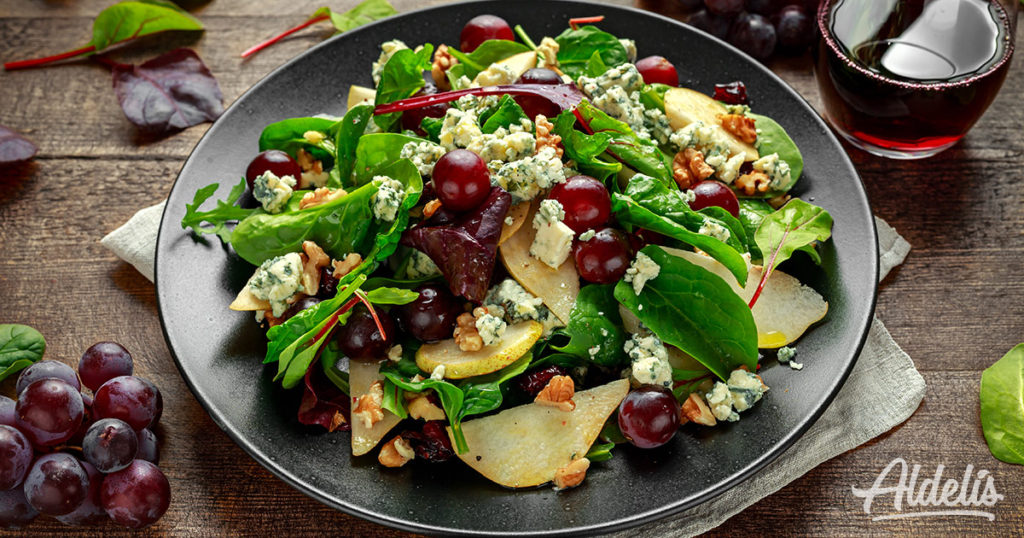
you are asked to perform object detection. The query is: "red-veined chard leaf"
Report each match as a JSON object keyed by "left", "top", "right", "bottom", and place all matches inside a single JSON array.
[
  {"left": 749, "top": 199, "right": 832, "bottom": 307},
  {"left": 0, "top": 126, "right": 39, "bottom": 165},
  {"left": 297, "top": 343, "right": 351, "bottom": 432},
  {"left": 241, "top": 0, "right": 397, "bottom": 58}
]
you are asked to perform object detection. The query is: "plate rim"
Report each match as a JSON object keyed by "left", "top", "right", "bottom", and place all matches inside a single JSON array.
[{"left": 154, "top": 1, "right": 879, "bottom": 535}]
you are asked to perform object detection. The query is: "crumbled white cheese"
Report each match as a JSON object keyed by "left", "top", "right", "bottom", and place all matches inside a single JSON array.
[
  {"left": 752, "top": 153, "right": 792, "bottom": 190},
  {"left": 578, "top": 229, "right": 596, "bottom": 242},
  {"left": 777, "top": 346, "right": 802, "bottom": 370},
  {"left": 588, "top": 345, "right": 601, "bottom": 357},
  {"left": 370, "top": 176, "right": 405, "bottom": 222},
  {"left": 619, "top": 38, "right": 638, "bottom": 63},
  {"left": 475, "top": 313, "right": 507, "bottom": 346},
  {"left": 403, "top": 249, "right": 441, "bottom": 280},
  {"left": 474, "top": 62, "right": 518, "bottom": 87},
  {"left": 706, "top": 368, "right": 769, "bottom": 422},
  {"left": 252, "top": 171, "right": 295, "bottom": 214},
  {"left": 399, "top": 141, "right": 446, "bottom": 177},
  {"left": 534, "top": 199, "right": 566, "bottom": 227},
  {"left": 430, "top": 364, "right": 446, "bottom": 380},
  {"left": 531, "top": 219, "right": 574, "bottom": 269},
  {"left": 504, "top": 216, "right": 515, "bottom": 226},
  {"left": 439, "top": 108, "right": 483, "bottom": 151},
  {"left": 491, "top": 146, "right": 565, "bottom": 202},
  {"left": 371, "top": 39, "right": 409, "bottom": 86},
  {"left": 536, "top": 37, "right": 560, "bottom": 69},
  {"left": 466, "top": 122, "right": 536, "bottom": 163},
  {"left": 484, "top": 279, "right": 564, "bottom": 335},
  {"left": 698, "top": 220, "right": 731, "bottom": 242},
  {"left": 624, "top": 333, "right": 672, "bottom": 388},
  {"left": 387, "top": 344, "right": 403, "bottom": 362},
  {"left": 248, "top": 253, "right": 304, "bottom": 317},
  {"left": 623, "top": 252, "right": 661, "bottom": 295}
]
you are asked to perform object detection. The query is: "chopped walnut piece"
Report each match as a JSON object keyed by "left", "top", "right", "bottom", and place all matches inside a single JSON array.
[
  {"left": 680, "top": 392, "right": 717, "bottom": 426},
  {"left": 406, "top": 394, "right": 446, "bottom": 421},
  {"left": 535, "top": 375, "right": 576, "bottom": 412},
  {"left": 553, "top": 457, "right": 590, "bottom": 490},
  {"left": 300, "top": 241, "right": 331, "bottom": 295},
  {"left": 672, "top": 147, "right": 715, "bottom": 189},
  {"left": 352, "top": 381, "right": 385, "bottom": 430},
  {"left": 423, "top": 198, "right": 442, "bottom": 219},
  {"left": 378, "top": 435, "right": 415, "bottom": 468},
  {"left": 303, "top": 130, "right": 326, "bottom": 145},
  {"left": 454, "top": 312, "right": 483, "bottom": 352},
  {"left": 295, "top": 148, "right": 320, "bottom": 173},
  {"left": 431, "top": 44, "right": 457, "bottom": 91},
  {"left": 332, "top": 253, "right": 363, "bottom": 279},
  {"left": 718, "top": 113, "right": 758, "bottom": 144},
  {"left": 534, "top": 114, "right": 563, "bottom": 158},
  {"left": 299, "top": 187, "right": 346, "bottom": 210},
  {"left": 735, "top": 170, "right": 771, "bottom": 196}
]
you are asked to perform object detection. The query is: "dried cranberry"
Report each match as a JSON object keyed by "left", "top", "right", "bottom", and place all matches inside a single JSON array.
[
  {"left": 516, "top": 365, "right": 569, "bottom": 397},
  {"left": 401, "top": 420, "right": 454, "bottom": 463},
  {"left": 317, "top": 267, "right": 339, "bottom": 299},
  {"left": 713, "top": 81, "right": 748, "bottom": 105}
]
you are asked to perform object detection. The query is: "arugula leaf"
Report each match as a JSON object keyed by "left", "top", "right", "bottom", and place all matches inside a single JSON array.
[
  {"left": 551, "top": 284, "right": 627, "bottom": 367},
  {"left": 363, "top": 287, "right": 419, "bottom": 305},
  {"left": 374, "top": 45, "right": 434, "bottom": 130},
  {"left": 0, "top": 324, "right": 46, "bottom": 382},
  {"left": 980, "top": 343, "right": 1024, "bottom": 465},
  {"left": 258, "top": 116, "right": 338, "bottom": 170},
  {"left": 749, "top": 113, "right": 803, "bottom": 194},
  {"left": 312, "top": 0, "right": 397, "bottom": 32},
  {"left": 574, "top": 101, "right": 674, "bottom": 185},
  {"left": 180, "top": 178, "right": 255, "bottom": 243},
  {"left": 552, "top": 110, "right": 621, "bottom": 181},
  {"left": 749, "top": 199, "right": 832, "bottom": 307},
  {"left": 480, "top": 95, "right": 530, "bottom": 134},
  {"left": 612, "top": 174, "right": 748, "bottom": 285},
  {"left": 447, "top": 40, "right": 531, "bottom": 79},
  {"left": 351, "top": 133, "right": 435, "bottom": 185},
  {"left": 614, "top": 246, "right": 758, "bottom": 380},
  {"left": 555, "top": 25, "right": 629, "bottom": 78}
]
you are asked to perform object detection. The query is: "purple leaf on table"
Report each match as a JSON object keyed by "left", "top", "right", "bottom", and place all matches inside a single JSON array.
[
  {"left": 109, "top": 48, "right": 223, "bottom": 134},
  {"left": 0, "top": 126, "right": 38, "bottom": 165}
]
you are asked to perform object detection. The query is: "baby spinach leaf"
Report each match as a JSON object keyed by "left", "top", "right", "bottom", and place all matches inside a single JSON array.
[
  {"left": 420, "top": 117, "right": 444, "bottom": 142},
  {"left": 585, "top": 441, "right": 615, "bottom": 462},
  {"left": 351, "top": 133, "right": 432, "bottom": 185},
  {"left": 738, "top": 199, "right": 773, "bottom": 263},
  {"left": 110, "top": 48, "right": 223, "bottom": 134},
  {"left": 365, "top": 274, "right": 439, "bottom": 291},
  {"left": 980, "top": 343, "right": 1024, "bottom": 465},
  {"left": 639, "top": 84, "right": 671, "bottom": 112},
  {"left": 180, "top": 178, "right": 255, "bottom": 244},
  {"left": 749, "top": 112, "right": 803, "bottom": 193},
  {"left": 0, "top": 126, "right": 38, "bottom": 165},
  {"left": 698, "top": 206, "right": 751, "bottom": 254},
  {"left": 447, "top": 40, "right": 531, "bottom": 79},
  {"left": 374, "top": 45, "right": 433, "bottom": 130},
  {"left": 612, "top": 174, "right": 748, "bottom": 285},
  {"left": 551, "top": 284, "right": 627, "bottom": 367},
  {"left": 480, "top": 95, "right": 529, "bottom": 134},
  {"left": 750, "top": 199, "right": 832, "bottom": 307},
  {"left": 379, "top": 369, "right": 470, "bottom": 453},
  {"left": 91, "top": 1, "right": 203, "bottom": 51},
  {"left": 671, "top": 368, "right": 713, "bottom": 401},
  {"left": 258, "top": 116, "right": 338, "bottom": 170},
  {"left": 312, "top": 0, "right": 397, "bottom": 33},
  {"left": 555, "top": 25, "right": 629, "bottom": 78},
  {"left": 614, "top": 246, "right": 758, "bottom": 380},
  {"left": 584, "top": 50, "right": 608, "bottom": 77},
  {"left": 333, "top": 105, "right": 374, "bottom": 188},
  {"left": 552, "top": 110, "right": 621, "bottom": 181},
  {"left": 574, "top": 101, "right": 674, "bottom": 185},
  {"left": 363, "top": 287, "right": 419, "bottom": 305},
  {"left": 0, "top": 324, "right": 46, "bottom": 382}
]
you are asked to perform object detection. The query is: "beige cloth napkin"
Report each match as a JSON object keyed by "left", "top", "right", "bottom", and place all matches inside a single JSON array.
[{"left": 102, "top": 206, "right": 923, "bottom": 535}]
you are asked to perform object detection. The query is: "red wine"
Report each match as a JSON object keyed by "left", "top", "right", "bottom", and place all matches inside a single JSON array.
[{"left": 815, "top": 0, "right": 1014, "bottom": 158}]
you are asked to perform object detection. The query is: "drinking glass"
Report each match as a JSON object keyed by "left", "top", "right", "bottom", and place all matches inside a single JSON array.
[{"left": 814, "top": 0, "right": 1017, "bottom": 159}]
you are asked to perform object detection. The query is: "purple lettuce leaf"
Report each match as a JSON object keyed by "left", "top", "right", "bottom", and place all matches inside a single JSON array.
[{"left": 297, "top": 358, "right": 350, "bottom": 432}]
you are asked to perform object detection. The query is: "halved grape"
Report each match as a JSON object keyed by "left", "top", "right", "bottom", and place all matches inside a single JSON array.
[
  {"left": 54, "top": 461, "right": 106, "bottom": 526},
  {"left": 92, "top": 376, "right": 159, "bottom": 432},
  {"left": 79, "top": 341, "right": 134, "bottom": 392},
  {"left": 83, "top": 418, "right": 139, "bottom": 474},
  {"left": 0, "top": 426, "right": 32, "bottom": 490},
  {"left": 101, "top": 460, "right": 171, "bottom": 528},
  {"left": 16, "top": 360, "right": 80, "bottom": 395},
  {"left": 15, "top": 378, "right": 85, "bottom": 447},
  {"left": 23, "top": 452, "right": 89, "bottom": 516}
]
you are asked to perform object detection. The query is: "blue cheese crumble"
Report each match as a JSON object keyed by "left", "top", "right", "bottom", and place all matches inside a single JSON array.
[
  {"left": 475, "top": 313, "right": 507, "bottom": 347},
  {"left": 371, "top": 40, "right": 409, "bottom": 86},
  {"left": 439, "top": 108, "right": 483, "bottom": 151},
  {"left": 706, "top": 369, "right": 769, "bottom": 422},
  {"left": 752, "top": 153, "right": 792, "bottom": 190},
  {"left": 491, "top": 146, "right": 565, "bottom": 202},
  {"left": 623, "top": 252, "right": 661, "bottom": 295},
  {"left": 371, "top": 176, "right": 405, "bottom": 222},
  {"left": 248, "top": 253, "right": 304, "bottom": 317},
  {"left": 484, "top": 279, "right": 564, "bottom": 335},
  {"left": 403, "top": 249, "right": 440, "bottom": 280},
  {"left": 578, "top": 229, "right": 596, "bottom": 242},
  {"left": 777, "top": 346, "right": 802, "bottom": 370},
  {"left": 624, "top": 333, "right": 672, "bottom": 388},
  {"left": 474, "top": 62, "right": 519, "bottom": 87},
  {"left": 467, "top": 121, "right": 536, "bottom": 164},
  {"left": 399, "top": 141, "right": 446, "bottom": 177},
  {"left": 252, "top": 171, "right": 296, "bottom": 214},
  {"left": 698, "top": 220, "right": 731, "bottom": 242},
  {"left": 530, "top": 199, "right": 574, "bottom": 268}
]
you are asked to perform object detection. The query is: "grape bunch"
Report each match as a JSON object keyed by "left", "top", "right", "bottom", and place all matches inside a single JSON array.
[
  {"left": 0, "top": 342, "right": 170, "bottom": 529},
  {"left": 681, "top": 0, "right": 818, "bottom": 60}
]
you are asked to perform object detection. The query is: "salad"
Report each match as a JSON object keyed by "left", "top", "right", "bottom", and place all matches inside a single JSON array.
[{"left": 180, "top": 13, "right": 833, "bottom": 491}]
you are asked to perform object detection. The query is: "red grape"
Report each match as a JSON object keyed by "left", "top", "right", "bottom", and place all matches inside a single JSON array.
[
  {"left": 0, "top": 425, "right": 32, "bottom": 490},
  {"left": 459, "top": 14, "right": 514, "bottom": 53},
  {"left": 690, "top": 180, "right": 740, "bottom": 217},
  {"left": 728, "top": 12, "right": 777, "bottom": 60},
  {"left": 317, "top": 266, "right": 340, "bottom": 299},
  {"left": 705, "top": 0, "right": 744, "bottom": 16},
  {"left": 772, "top": 5, "right": 814, "bottom": 52},
  {"left": 83, "top": 418, "right": 139, "bottom": 474},
  {"left": 335, "top": 304, "right": 396, "bottom": 361},
  {"left": 688, "top": 9, "right": 732, "bottom": 40},
  {"left": 635, "top": 56, "right": 680, "bottom": 86},
  {"left": 573, "top": 228, "right": 632, "bottom": 284},
  {"left": 713, "top": 81, "right": 749, "bottom": 105},
  {"left": 547, "top": 175, "right": 611, "bottom": 233},
  {"left": 15, "top": 378, "right": 85, "bottom": 447},
  {"left": 517, "top": 68, "right": 562, "bottom": 85},
  {"left": 16, "top": 360, "right": 80, "bottom": 395},
  {"left": 617, "top": 386, "right": 681, "bottom": 449},
  {"left": 432, "top": 149, "right": 491, "bottom": 212},
  {"left": 0, "top": 488, "right": 38, "bottom": 529},
  {"left": 54, "top": 461, "right": 106, "bottom": 526},
  {"left": 394, "top": 283, "right": 462, "bottom": 342},
  {"left": 79, "top": 342, "right": 134, "bottom": 392},
  {"left": 745, "top": 0, "right": 785, "bottom": 15},
  {"left": 0, "top": 396, "right": 15, "bottom": 428},
  {"left": 136, "top": 429, "right": 159, "bottom": 464},
  {"left": 23, "top": 453, "right": 89, "bottom": 516},
  {"left": 245, "top": 150, "right": 301, "bottom": 190},
  {"left": 92, "top": 376, "right": 159, "bottom": 432},
  {"left": 101, "top": 460, "right": 170, "bottom": 529},
  {"left": 677, "top": 0, "right": 703, "bottom": 8},
  {"left": 280, "top": 296, "right": 322, "bottom": 324}
]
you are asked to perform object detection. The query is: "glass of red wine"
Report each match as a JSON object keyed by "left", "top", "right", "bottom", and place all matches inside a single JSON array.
[{"left": 814, "top": 0, "right": 1017, "bottom": 159}]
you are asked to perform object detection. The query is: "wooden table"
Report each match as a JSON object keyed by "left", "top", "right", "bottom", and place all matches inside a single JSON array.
[{"left": 1, "top": 0, "right": 1021, "bottom": 535}]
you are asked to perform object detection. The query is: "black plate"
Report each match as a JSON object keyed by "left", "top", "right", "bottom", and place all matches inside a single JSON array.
[{"left": 155, "top": 1, "right": 878, "bottom": 535}]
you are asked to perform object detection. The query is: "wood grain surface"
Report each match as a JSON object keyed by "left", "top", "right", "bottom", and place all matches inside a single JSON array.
[{"left": 1, "top": 0, "right": 1022, "bottom": 535}]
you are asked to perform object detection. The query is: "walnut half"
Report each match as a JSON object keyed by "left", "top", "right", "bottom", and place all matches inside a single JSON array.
[
  {"left": 431, "top": 44, "right": 457, "bottom": 91},
  {"left": 535, "top": 375, "right": 575, "bottom": 412},
  {"left": 454, "top": 312, "right": 483, "bottom": 352},
  {"left": 352, "top": 381, "right": 385, "bottom": 430},
  {"left": 672, "top": 147, "right": 715, "bottom": 190},
  {"left": 679, "top": 392, "right": 716, "bottom": 426},
  {"left": 378, "top": 435, "right": 415, "bottom": 468},
  {"left": 718, "top": 113, "right": 758, "bottom": 144}
]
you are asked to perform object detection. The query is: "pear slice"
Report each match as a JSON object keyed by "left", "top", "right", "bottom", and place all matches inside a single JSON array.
[
  {"left": 349, "top": 360, "right": 401, "bottom": 456},
  {"left": 229, "top": 283, "right": 270, "bottom": 311},
  {"left": 472, "top": 51, "right": 538, "bottom": 87},
  {"left": 662, "top": 248, "right": 827, "bottom": 348},
  {"left": 449, "top": 378, "right": 629, "bottom": 488},
  {"left": 499, "top": 200, "right": 579, "bottom": 324},
  {"left": 664, "top": 87, "right": 758, "bottom": 161},
  {"left": 347, "top": 84, "right": 376, "bottom": 110},
  {"left": 415, "top": 321, "right": 542, "bottom": 379},
  {"left": 498, "top": 202, "right": 530, "bottom": 245}
]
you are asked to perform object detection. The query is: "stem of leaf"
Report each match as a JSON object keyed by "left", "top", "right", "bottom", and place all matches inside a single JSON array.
[
  {"left": 241, "top": 14, "right": 330, "bottom": 58},
  {"left": 4, "top": 45, "right": 97, "bottom": 71},
  {"left": 568, "top": 16, "right": 605, "bottom": 30},
  {"left": 748, "top": 228, "right": 789, "bottom": 309},
  {"left": 91, "top": 55, "right": 131, "bottom": 71},
  {"left": 513, "top": 24, "right": 537, "bottom": 50}
]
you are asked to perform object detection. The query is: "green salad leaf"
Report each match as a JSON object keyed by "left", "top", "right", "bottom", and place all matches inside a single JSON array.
[
  {"left": 363, "top": 287, "right": 419, "bottom": 305},
  {"left": 333, "top": 104, "right": 374, "bottom": 188},
  {"left": 0, "top": 324, "right": 46, "bottom": 382},
  {"left": 754, "top": 199, "right": 832, "bottom": 275},
  {"left": 180, "top": 178, "right": 255, "bottom": 243},
  {"left": 374, "top": 45, "right": 434, "bottom": 130},
  {"left": 552, "top": 110, "right": 621, "bottom": 182},
  {"left": 614, "top": 246, "right": 758, "bottom": 380},
  {"left": 447, "top": 40, "right": 532, "bottom": 79},
  {"left": 380, "top": 370, "right": 469, "bottom": 451},
  {"left": 749, "top": 112, "right": 803, "bottom": 194},
  {"left": 574, "top": 101, "right": 674, "bottom": 185},
  {"left": 555, "top": 25, "right": 629, "bottom": 78},
  {"left": 980, "top": 343, "right": 1024, "bottom": 465},
  {"left": 90, "top": 1, "right": 203, "bottom": 51},
  {"left": 351, "top": 133, "right": 435, "bottom": 185},
  {"left": 258, "top": 116, "right": 337, "bottom": 170},
  {"left": 551, "top": 284, "right": 627, "bottom": 367},
  {"left": 737, "top": 199, "right": 773, "bottom": 262},
  {"left": 479, "top": 95, "right": 530, "bottom": 134},
  {"left": 311, "top": 0, "right": 397, "bottom": 33}
]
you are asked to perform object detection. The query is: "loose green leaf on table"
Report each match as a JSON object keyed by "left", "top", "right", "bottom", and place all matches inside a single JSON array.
[
  {"left": 241, "top": 0, "right": 397, "bottom": 58},
  {"left": 551, "top": 284, "right": 627, "bottom": 367},
  {"left": 180, "top": 178, "right": 255, "bottom": 244},
  {"left": 980, "top": 343, "right": 1024, "bottom": 465},
  {"left": 749, "top": 198, "right": 832, "bottom": 307},
  {"left": 0, "top": 324, "right": 46, "bottom": 381},
  {"left": 614, "top": 246, "right": 758, "bottom": 380}
]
